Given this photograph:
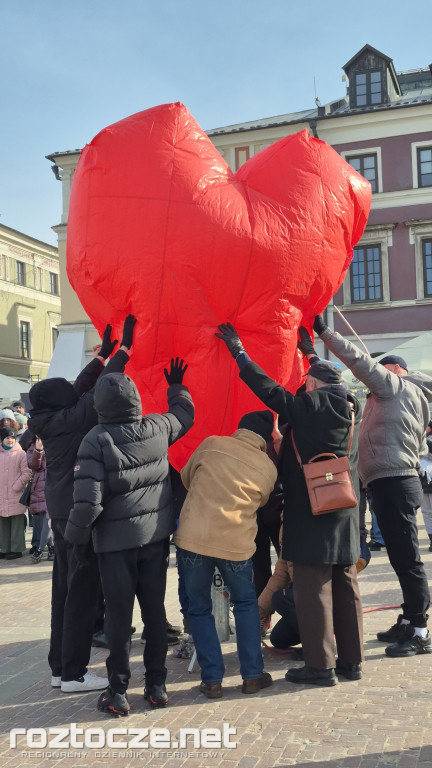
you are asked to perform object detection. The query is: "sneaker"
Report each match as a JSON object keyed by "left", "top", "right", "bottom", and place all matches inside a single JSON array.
[
  {"left": 166, "top": 621, "right": 182, "bottom": 635},
  {"left": 31, "top": 549, "right": 43, "bottom": 564},
  {"left": 141, "top": 624, "right": 180, "bottom": 646},
  {"left": 51, "top": 676, "right": 61, "bottom": 688},
  {"left": 47, "top": 545, "right": 55, "bottom": 561},
  {"left": 285, "top": 665, "right": 338, "bottom": 686},
  {"left": 368, "top": 539, "right": 385, "bottom": 551},
  {"left": 260, "top": 615, "right": 272, "bottom": 638},
  {"left": 29, "top": 546, "right": 38, "bottom": 555},
  {"left": 92, "top": 630, "right": 109, "bottom": 649},
  {"left": 97, "top": 688, "right": 130, "bottom": 716},
  {"left": 144, "top": 683, "right": 169, "bottom": 707},
  {"left": 61, "top": 669, "right": 107, "bottom": 693},
  {"left": 377, "top": 614, "right": 408, "bottom": 642},
  {"left": 385, "top": 626, "right": 432, "bottom": 657},
  {"left": 335, "top": 661, "right": 363, "bottom": 680},
  {"left": 242, "top": 671, "right": 273, "bottom": 694}
]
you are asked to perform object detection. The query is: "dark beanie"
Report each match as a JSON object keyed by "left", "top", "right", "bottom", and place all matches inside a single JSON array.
[
  {"left": 30, "top": 378, "right": 79, "bottom": 411},
  {"left": 379, "top": 354, "right": 408, "bottom": 371},
  {"left": 238, "top": 410, "right": 274, "bottom": 441},
  {"left": 308, "top": 361, "right": 342, "bottom": 384},
  {"left": 1, "top": 427, "right": 16, "bottom": 441},
  {"left": 12, "top": 400, "right": 25, "bottom": 410}
]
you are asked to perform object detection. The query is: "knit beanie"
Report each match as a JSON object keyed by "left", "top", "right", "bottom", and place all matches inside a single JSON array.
[
  {"left": 0, "top": 408, "right": 15, "bottom": 421},
  {"left": 13, "top": 412, "right": 27, "bottom": 427},
  {"left": 379, "top": 354, "right": 408, "bottom": 371},
  {"left": 238, "top": 410, "right": 274, "bottom": 441},
  {"left": 1, "top": 427, "right": 16, "bottom": 441},
  {"left": 29, "top": 378, "right": 78, "bottom": 410},
  {"left": 308, "top": 361, "right": 343, "bottom": 384}
]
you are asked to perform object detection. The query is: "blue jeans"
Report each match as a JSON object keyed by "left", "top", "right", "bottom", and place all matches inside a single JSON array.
[{"left": 177, "top": 549, "right": 263, "bottom": 684}]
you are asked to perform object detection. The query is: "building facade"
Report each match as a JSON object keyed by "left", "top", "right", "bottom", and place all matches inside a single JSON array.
[
  {"left": 0, "top": 224, "right": 61, "bottom": 382},
  {"left": 47, "top": 44, "right": 432, "bottom": 375}
]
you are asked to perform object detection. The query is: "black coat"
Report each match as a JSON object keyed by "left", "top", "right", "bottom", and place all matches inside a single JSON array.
[
  {"left": 28, "top": 350, "right": 129, "bottom": 520},
  {"left": 65, "top": 373, "right": 194, "bottom": 553},
  {"left": 240, "top": 362, "right": 361, "bottom": 565}
]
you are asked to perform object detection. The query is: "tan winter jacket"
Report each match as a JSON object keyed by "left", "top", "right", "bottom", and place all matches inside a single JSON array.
[{"left": 175, "top": 429, "right": 277, "bottom": 561}]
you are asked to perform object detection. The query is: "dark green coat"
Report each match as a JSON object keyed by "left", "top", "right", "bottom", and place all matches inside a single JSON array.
[{"left": 240, "top": 362, "right": 361, "bottom": 565}]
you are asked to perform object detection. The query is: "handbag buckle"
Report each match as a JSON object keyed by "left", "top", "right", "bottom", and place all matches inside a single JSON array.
[{"left": 325, "top": 472, "right": 333, "bottom": 481}]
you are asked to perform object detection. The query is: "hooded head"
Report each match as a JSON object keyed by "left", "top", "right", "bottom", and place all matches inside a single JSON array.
[
  {"left": 94, "top": 373, "right": 142, "bottom": 423},
  {"left": 29, "top": 378, "right": 78, "bottom": 411},
  {"left": 237, "top": 410, "right": 274, "bottom": 442}
]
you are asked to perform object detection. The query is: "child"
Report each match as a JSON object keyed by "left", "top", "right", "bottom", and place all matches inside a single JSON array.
[
  {"left": 27, "top": 436, "right": 54, "bottom": 562},
  {"left": 65, "top": 359, "right": 194, "bottom": 716},
  {"left": 0, "top": 428, "right": 33, "bottom": 559}
]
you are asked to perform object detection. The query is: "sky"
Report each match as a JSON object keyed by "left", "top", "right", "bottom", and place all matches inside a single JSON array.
[{"left": 1, "top": 0, "right": 432, "bottom": 247}]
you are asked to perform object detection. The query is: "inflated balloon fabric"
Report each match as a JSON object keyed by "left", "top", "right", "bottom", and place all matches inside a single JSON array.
[{"left": 67, "top": 102, "right": 371, "bottom": 468}]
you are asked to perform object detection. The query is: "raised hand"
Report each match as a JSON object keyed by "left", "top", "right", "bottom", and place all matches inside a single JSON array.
[
  {"left": 164, "top": 357, "right": 188, "bottom": 385},
  {"left": 215, "top": 323, "right": 245, "bottom": 359}
]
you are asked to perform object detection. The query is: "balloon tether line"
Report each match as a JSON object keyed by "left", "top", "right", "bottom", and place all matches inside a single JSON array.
[{"left": 333, "top": 305, "right": 369, "bottom": 355}]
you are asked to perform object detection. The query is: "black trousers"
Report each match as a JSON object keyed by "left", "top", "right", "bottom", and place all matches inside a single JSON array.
[
  {"left": 369, "top": 475, "right": 430, "bottom": 627},
  {"left": 270, "top": 586, "right": 301, "bottom": 649},
  {"left": 293, "top": 563, "right": 364, "bottom": 669},
  {"left": 252, "top": 519, "right": 281, "bottom": 597},
  {"left": 98, "top": 538, "right": 169, "bottom": 694},
  {"left": 49, "top": 519, "right": 101, "bottom": 680}
]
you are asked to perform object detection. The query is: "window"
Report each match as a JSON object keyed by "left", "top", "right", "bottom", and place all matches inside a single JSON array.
[
  {"left": 347, "top": 154, "right": 378, "bottom": 192},
  {"left": 49, "top": 272, "right": 59, "bottom": 295},
  {"left": 20, "top": 321, "right": 30, "bottom": 358},
  {"left": 235, "top": 146, "right": 250, "bottom": 170},
  {"left": 351, "top": 245, "right": 382, "bottom": 302},
  {"left": 423, "top": 240, "right": 432, "bottom": 296},
  {"left": 354, "top": 71, "right": 382, "bottom": 107},
  {"left": 16, "top": 260, "right": 26, "bottom": 286},
  {"left": 418, "top": 147, "right": 432, "bottom": 188}
]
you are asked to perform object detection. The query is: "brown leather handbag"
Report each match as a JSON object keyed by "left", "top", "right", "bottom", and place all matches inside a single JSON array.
[{"left": 291, "top": 410, "right": 357, "bottom": 515}]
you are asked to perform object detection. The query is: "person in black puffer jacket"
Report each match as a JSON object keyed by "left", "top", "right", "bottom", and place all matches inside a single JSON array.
[
  {"left": 65, "top": 358, "right": 194, "bottom": 716},
  {"left": 28, "top": 315, "right": 136, "bottom": 694}
]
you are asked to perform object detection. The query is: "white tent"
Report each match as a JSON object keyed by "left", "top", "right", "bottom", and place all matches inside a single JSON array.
[
  {"left": 342, "top": 332, "right": 432, "bottom": 390},
  {"left": 0, "top": 373, "right": 31, "bottom": 406}
]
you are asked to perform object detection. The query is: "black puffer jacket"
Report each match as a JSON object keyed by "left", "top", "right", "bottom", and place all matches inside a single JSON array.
[
  {"left": 65, "top": 372, "right": 194, "bottom": 553},
  {"left": 28, "top": 351, "right": 129, "bottom": 520}
]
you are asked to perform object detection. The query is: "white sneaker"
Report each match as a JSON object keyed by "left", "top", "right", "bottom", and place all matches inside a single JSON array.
[
  {"left": 61, "top": 670, "right": 107, "bottom": 693},
  {"left": 51, "top": 676, "right": 61, "bottom": 688}
]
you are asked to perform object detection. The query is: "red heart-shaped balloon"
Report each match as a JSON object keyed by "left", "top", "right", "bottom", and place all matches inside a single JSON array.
[{"left": 67, "top": 102, "right": 370, "bottom": 468}]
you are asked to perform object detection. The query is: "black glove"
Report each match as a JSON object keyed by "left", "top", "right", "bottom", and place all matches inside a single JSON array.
[
  {"left": 120, "top": 314, "right": 137, "bottom": 350},
  {"left": 297, "top": 327, "right": 316, "bottom": 356},
  {"left": 99, "top": 324, "right": 118, "bottom": 359},
  {"left": 313, "top": 314, "right": 328, "bottom": 336},
  {"left": 215, "top": 323, "right": 245, "bottom": 359},
  {"left": 164, "top": 357, "right": 188, "bottom": 385}
]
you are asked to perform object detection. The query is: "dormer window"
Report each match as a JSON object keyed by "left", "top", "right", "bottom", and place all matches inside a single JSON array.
[{"left": 355, "top": 71, "right": 382, "bottom": 107}]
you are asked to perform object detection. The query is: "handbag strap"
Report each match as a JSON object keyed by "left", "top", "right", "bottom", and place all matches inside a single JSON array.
[{"left": 291, "top": 405, "right": 355, "bottom": 469}]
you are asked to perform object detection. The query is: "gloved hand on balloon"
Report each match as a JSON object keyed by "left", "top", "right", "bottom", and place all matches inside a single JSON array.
[
  {"left": 215, "top": 323, "right": 246, "bottom": 359},
  {"left": 313, "top": 315, "right": 328, "bottom": 336},
  {"left": 164, "top": 358, "right": 188, "bottom": 385},
  {"left": 120, "top": 314, "right": 137, "bottom": 351},
  {"left": 297, "top": 327, "right": 317, "bottom": 357},
  {"left": 99, "top": 324, "right": 118, "bottom": 359}
]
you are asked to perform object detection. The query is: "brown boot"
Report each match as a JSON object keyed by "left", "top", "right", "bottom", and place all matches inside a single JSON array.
[
  {"left": 242, "top": 671, "right": 273, "bottom": 694},
  {"left": 199, "top": 682, "right": 223, "bottom": 699}
]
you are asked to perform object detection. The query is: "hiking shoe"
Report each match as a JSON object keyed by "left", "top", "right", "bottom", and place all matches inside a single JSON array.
[
  {"left": 31, "top": 548, "right": 43, "bottom": 564},
  {"left": 51, "top": 676, "right": 61, "bottom": 688},
  {"left": 242, "top": 671, "right": 273, "bottom": 694},
  {"left": 61, "top": 669, "right": 107, "bottom": 693},
  {"left": 377, "top": 614, "right": 408, "bottom": 642},
  {"left": 199, "top": 682, "right": 223, "bottom": 699},
  {"left": 97, "top": 688, "right": 130, "bottom": 717},
  {"left": 29, "top": 546, "right": 38, "bottom": 555},
  {"left": 385, "top": 626, "right": 432, "bottom": 657},
  {"left": 285, "top": 665, "right": 338, "bottom": 687},
  {"left": 166, "top": 621, "right": 182, "bottom": 635},
  {"left": 144, "top": 683, "right": 169, "bottom": 707},
  {"left": 335, "top": 662, "right": 363, "bottom": 680}
]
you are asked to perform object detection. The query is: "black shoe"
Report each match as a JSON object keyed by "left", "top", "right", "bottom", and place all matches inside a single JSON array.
[
  {"left": 141, "top": 624, "right": 180, "bottom": 646},
  {"left": 385, "top": 626, "right": 432, "bottom": 657},
  {"left": 166, "top": 621, "right": 182, "bottom": 635},
  {"left": 368, "top": 539, "right": 385, "bottom": 551},
  {"left": 31, "top": 548, "right": 43, "bottom": 564},
  {"left": 97, "top": 688, "right": 130, "bottom": 716},
  {"left": 335, "top": 661, "right": 363, "bottom": 680},
  {"left": 144, "top": 683, "right": 168, "bottom": 707},
  {"left": 285, "top": 665, "right": 338, "bottom": 686},
  {"left": 92, "top": 630, "right": 109, "bottom": 649},
  {"left": 29, "top": 546, "right": 38, "bottom": 555},
  {"left": 377, "top": 614, "right": 408, "bottom": 642},
  {"left": 47, "top": 545, "right": 55, "bottom": 561},
  {"left": 5, "top": 552, "right": 22, "bottom": 560}
]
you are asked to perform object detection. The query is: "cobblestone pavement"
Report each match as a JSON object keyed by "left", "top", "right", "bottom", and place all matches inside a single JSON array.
[{"left": 1, "top": 526, "right": 432, "bottom": 768}]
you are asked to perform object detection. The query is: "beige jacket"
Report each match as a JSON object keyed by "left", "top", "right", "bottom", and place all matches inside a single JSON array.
[
  {"left": 175, "top": 429, "right": 277, "bottom": 561},
  {"left": 258, "top": 557, "right": 293, "bottom": 618}
]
